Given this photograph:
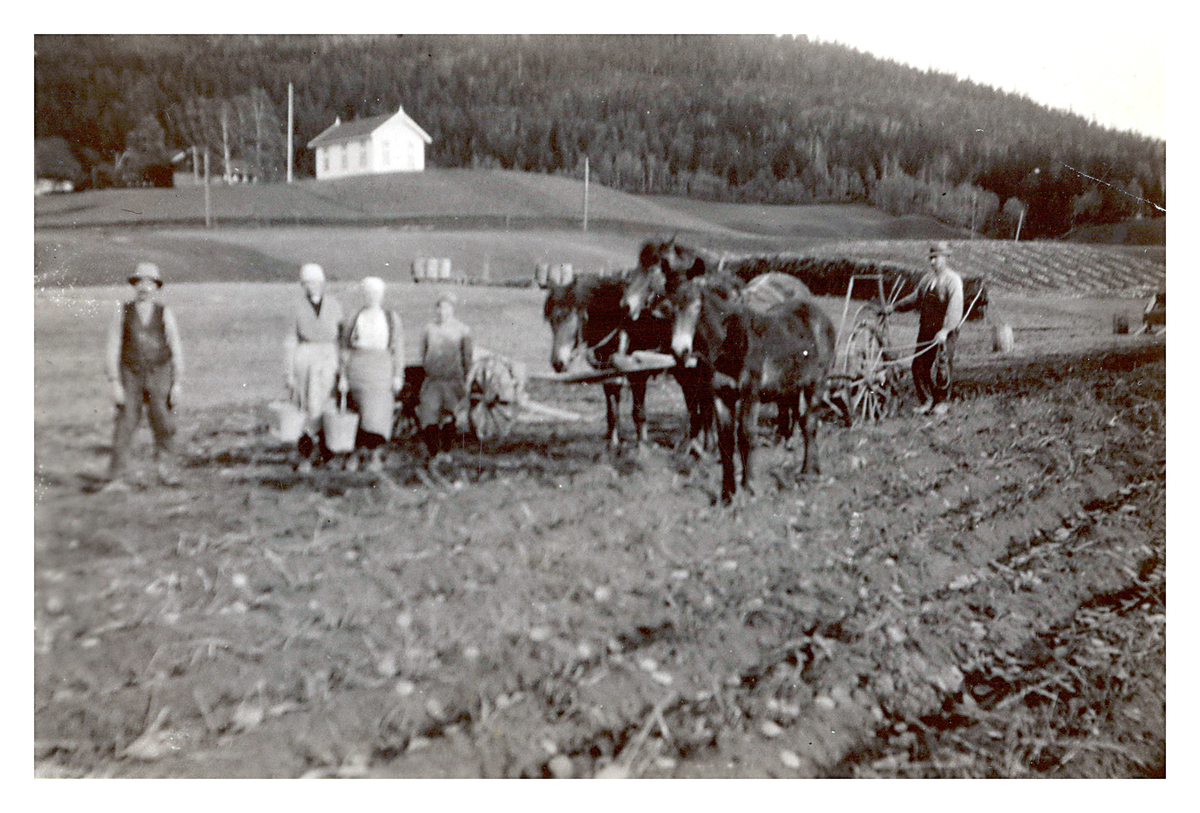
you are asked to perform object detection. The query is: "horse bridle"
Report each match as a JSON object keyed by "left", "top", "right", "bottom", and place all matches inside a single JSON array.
[{"left": 562, "top": 307, "right": 622, "bottom": 369}]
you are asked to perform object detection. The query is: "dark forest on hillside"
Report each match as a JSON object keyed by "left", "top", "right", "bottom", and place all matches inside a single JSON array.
[{"left": 34, "top": 34, "right": 1164, "bottom": 239}]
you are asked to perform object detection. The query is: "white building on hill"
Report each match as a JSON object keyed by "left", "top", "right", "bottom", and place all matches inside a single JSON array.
[{"left": 307, "top": 106, "right": 433, "bottom": 180}]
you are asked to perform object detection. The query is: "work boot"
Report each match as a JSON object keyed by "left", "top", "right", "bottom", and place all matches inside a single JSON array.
[
  {"left": 366, "top": 448, "right": 385, "bottom": 473},
  {"left": 421, "top": 425, "right": 440, "bottom": 458}
]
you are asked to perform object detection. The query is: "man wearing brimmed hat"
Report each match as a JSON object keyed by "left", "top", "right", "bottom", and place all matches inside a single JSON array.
[
  {"left": 103, "top": 262, "right": 185, "bottom": 488},
  {"left": 284, "top": 262, "right": 344, "bottom": 472},
  {"left": 416, "top": 290, "right": 473, "bottom": 461},
  {"left": 889, "top": 241, "right": 964, "bottom": 416}
]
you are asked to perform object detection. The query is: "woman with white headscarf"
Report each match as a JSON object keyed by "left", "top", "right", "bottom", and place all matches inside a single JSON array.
[
  {"left": 285, "top": 262, "right": 344, "bottom": 471},
  {"left": 339, "top": 276, "right": 405, "bottom": 471}
]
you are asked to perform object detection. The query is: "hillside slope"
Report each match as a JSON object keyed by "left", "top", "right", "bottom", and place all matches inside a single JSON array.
[{"left": 33, "top": 169, "right": 736, "bottom": 235}]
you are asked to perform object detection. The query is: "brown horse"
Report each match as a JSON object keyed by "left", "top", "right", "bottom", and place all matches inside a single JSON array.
[
  {"left": 668, "top": 275, "right": 837, "bottom": 504},
  {"left": 623, "top": 238, "right": 714, "bottom": 321},
  {"left": 618, "top": 239, "right": 728, "bottom": 454},
  {"left": 623, "top": 246, "right": 816, "bottom": 452},
  {"left": 544, "top": 272, "right": 676, "bottom": 453}
]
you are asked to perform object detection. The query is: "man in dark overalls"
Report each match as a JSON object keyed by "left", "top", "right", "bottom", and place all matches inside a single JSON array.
[
  {"left": 890, "top": 241, "right": 964, "bottom": 416},
  {"left": 103, "top": 262, "right": 185, "bottom": 489}
]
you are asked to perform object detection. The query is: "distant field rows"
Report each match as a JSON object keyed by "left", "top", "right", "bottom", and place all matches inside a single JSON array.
[{"left": 735, "top": 239, "right": 1166, "bottom": 297}]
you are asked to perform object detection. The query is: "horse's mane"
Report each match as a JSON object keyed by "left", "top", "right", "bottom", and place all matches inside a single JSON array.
[
  {"left": 639, "top": 238, "right": 710, "bottom": 279},
  {"left": 543, "top": 272, "right": 628, "bottom": 321},
  {"left": 692, "top": 270, "right": 745, "bottom": 302}
]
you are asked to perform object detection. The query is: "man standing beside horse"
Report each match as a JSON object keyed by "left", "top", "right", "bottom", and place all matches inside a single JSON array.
[{"left": 890, "top": 241, "right": 964, "bottom": 416}]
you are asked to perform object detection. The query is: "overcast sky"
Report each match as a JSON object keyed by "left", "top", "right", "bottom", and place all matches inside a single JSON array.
[{"left": 794, "top": 4, "right": 1167, "bottom": 140}]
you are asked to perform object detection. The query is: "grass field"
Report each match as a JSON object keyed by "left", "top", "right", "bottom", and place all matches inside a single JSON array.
[
  {"left": 34, "top": 225, "right": 655, "bottom": 288},
  {"left": 34, "top": 169, "right": 748, "bottom": 233},
  {"left": 33, "top": 173, "right": 928, "bottom": 291},
  {"left": 34, "top": 171, "right": 1165, "bottom": 298}
]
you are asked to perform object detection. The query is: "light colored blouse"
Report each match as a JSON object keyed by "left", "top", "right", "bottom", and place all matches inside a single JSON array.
[{"left": 349, "top": 308, "right": 390, "bottom": 350}]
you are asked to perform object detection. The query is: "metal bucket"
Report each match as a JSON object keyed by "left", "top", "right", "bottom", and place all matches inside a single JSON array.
[
  {"left": 534, "top": 262, "right": 550, "bottom": 288},
  {"left": 267, "top": 400, "right": 306, "bottom": 443},
  {"left": 991, "top": 322, "right": 1014, "bottom": 354},
  {"left": 323, "top": 409, "right": 359, "bottom": 453},
  {"left": 323, "top": 392, "right": 359, "bottom": 453}
]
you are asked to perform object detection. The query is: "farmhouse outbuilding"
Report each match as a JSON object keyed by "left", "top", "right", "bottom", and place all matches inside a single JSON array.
[{"left": 307, "top": 106, "right": 433, "bottom": 180}]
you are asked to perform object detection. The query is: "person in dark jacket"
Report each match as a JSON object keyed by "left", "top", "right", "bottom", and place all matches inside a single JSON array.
[
  {"left": 416, "top": 292, "right": 473, "bottom": 461},
  {"left": 103, "top": 262, "right": 185, "bottom": 489},
  {"left": 889, "top": 241, "right": 964, "bottom": 416}
]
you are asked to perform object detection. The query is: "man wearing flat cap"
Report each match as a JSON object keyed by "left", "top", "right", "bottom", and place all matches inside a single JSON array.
[
  {"left": 889, "top": 241, "right": 964, "bottom": 415},
  {"left": 104, "top": 262, "right": 185, "bottom": 488},
  {"left": 284, "top": 262, "right": 345, "bottom": 471},
  {"left": 417, "top": 291, "right": 473, "bottom": 460}
]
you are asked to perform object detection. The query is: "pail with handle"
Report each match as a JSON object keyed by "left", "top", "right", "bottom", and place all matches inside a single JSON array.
[
  {"left": 991, "top": 322, "right": 1014, "bottom": 354},
  {"left": 323, "top": 390, "right": 360, "bottom": 453},
  {"left": 267, "top": 399, "right": 306, "bottom": 443}
]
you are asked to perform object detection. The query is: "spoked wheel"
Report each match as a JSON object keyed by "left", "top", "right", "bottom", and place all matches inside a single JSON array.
[
  {"left": 839, "top": 319, "right": 897, "bottom": 425},
  {"left": 468, "top": 398, "right": 516, "bottom": 442}
]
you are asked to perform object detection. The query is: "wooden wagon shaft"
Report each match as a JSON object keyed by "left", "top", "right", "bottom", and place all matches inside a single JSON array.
[
  {"left": 529, "top": 351, "right": 677, "bottom": 385},
  {"left": 515, "top": 398, "right": 589, "bottom": 422}
]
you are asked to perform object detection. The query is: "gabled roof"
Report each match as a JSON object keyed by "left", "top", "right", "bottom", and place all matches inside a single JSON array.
[{"left": 307, "top": 106, "right": 433, "bottom": 149}]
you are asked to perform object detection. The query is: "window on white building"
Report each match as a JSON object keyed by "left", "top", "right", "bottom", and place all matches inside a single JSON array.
[
  {"left": 360, "top": 140, "right": 369, "bottom": 168},
  {"left": 381, "top": 140, "right": 390, "bottom": 167}
]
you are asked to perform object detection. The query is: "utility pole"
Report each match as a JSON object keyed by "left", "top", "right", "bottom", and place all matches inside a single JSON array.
[
  {"left": 287, "top": 82, "right": 294, "bottom": 184},
  {"left": 203, "top": 149, "right": 212, "bottom": 229},
  {"left": 253, "top": 91, "right": 263, "bottom": 183},
  {"left": 221, "top": 104, "right": 231, "bottom": 183},
  {"left": 1014, "top": 207, "right": 1025, "bottom": 242},
  {"left": 582, "top": 156, "right": 589, "bottom": 233}
]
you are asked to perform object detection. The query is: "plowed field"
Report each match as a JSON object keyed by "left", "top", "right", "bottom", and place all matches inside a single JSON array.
[{"left": 34, "top": 289, "right": 1165, "bottom": 778}]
